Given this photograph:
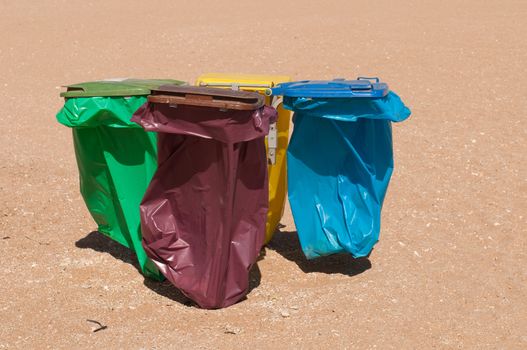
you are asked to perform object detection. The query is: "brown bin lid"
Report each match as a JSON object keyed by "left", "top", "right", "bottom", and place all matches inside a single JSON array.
[{"left": 148, "top": 85, "right": 265, "bottom": 111}]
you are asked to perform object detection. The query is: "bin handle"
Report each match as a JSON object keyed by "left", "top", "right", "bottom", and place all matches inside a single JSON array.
[
  {"left": 271, "top": 96, "right": 283, "bottom": 109},
  {"left": 356, "top": 77, "right": 380, "bottom": 83}
]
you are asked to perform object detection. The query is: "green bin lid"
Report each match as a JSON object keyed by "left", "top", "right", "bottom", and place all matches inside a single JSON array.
[{"left": 60, "top": 78, "right": 187, "bottom": 98}]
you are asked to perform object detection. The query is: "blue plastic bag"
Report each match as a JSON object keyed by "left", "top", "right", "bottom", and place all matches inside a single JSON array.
[{"left": 284, "top": 92, "right": 411, "bottom": 259}]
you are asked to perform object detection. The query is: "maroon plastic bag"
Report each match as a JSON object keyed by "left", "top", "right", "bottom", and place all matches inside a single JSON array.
[{"left": 132, "top": 86, "right": 277, "bottom": 308}]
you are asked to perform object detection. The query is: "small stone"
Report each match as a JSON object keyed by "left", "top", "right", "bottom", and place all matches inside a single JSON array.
[
  {"left": 224, "top": 325, "right": 241, "bottom": 334},
  {"left": 280, "top": 310, "right": 290, "bottom": 318}
]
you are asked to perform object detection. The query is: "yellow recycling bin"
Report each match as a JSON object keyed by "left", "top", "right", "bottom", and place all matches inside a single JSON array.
[{"left": 196, "top": 73, "right": 291, "bottom": 243}]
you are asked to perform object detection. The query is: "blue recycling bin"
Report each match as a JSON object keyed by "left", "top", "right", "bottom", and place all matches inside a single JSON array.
[{"left": 269, "top": 78, "right": 411, "bottom": 259}]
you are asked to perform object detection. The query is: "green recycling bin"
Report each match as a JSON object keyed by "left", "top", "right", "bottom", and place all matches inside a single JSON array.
[{"left": 56, "top": 79, "right": 186, "bottom": 280}]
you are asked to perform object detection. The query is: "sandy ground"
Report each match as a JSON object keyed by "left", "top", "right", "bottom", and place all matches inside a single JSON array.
[{"left": 0, "top": 0, "right": 526, "bottom": 348}]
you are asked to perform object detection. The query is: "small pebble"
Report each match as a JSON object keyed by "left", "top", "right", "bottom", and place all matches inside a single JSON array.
[{"left": 224, "top": 326, "right": 241, "bottom": 334}]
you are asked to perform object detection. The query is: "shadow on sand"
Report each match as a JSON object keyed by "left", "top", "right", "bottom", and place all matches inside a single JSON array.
[
  {"left": 75, "top": 231, "right": 138, "bottom": 268},
  {"left": 266, "top": 229, "right": 371, "bottom": 277},
  {"left": 75, "top": 230, "right": 262, "bottom": 308}
]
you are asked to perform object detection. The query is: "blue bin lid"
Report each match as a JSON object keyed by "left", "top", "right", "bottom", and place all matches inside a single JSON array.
[{"left": 267, "top": 77, "right": 389, "bottom": 98}]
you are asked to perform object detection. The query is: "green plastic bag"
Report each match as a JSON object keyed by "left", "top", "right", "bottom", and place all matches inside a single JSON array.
[{"left": 56, "top": 79, "right": 185, "bottom": 280}]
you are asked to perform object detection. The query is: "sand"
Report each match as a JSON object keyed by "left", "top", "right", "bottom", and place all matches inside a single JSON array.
[{"left": 0, "top": 0, "right": 526, "bottom": 348}]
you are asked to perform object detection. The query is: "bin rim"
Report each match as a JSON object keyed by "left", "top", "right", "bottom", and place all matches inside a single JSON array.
[
  {"left": 266, "top": 77, "right": 389, "bottom": 99},
  {"left": 149, "top": 85, "right": 265, "bottom": 111},
  {"left": 60, "top": 78, "right": 187, "bottom": 98}
]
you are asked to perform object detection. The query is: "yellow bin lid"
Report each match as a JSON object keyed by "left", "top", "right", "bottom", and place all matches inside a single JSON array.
[{"left": 196, "top": 73, "right": 291, "bottom": 93}]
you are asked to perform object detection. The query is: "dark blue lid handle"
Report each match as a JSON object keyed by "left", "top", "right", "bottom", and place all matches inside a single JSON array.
[{"left": 357, "top": 77, "right": 380, "bottom": 83}]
